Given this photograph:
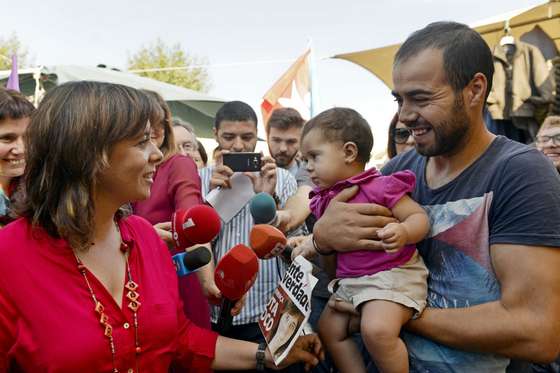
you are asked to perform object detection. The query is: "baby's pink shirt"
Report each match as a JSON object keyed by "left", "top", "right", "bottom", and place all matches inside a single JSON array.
[{"left": 310, "top": 168, "right": 418, "bottom": 278}]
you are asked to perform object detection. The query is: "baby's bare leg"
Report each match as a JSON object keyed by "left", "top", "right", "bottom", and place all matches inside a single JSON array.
[
  {"left": 318, "top": 299, "right": 366, "bottom": 373},
  {"left": 360, "top": 300, "right": 413, "bottom": 373}
]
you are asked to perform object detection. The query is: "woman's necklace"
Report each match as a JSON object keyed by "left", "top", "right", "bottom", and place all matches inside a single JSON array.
[{"left": 73, "top": 222, "right": 141, "bottom": 373}]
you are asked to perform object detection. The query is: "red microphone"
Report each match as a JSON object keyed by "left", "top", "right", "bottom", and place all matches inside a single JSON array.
[
  {"left": 214, "top": 244, "right": 259, "bottom": 333},
  {"left": 250, "top": 224, "right": 290, "bottom": 260},
  {"left": 172, "top": 205, "right": 221, "bottom": 249}
]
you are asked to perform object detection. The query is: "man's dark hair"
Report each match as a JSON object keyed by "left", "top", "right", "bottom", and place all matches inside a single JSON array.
[
  {"left": 394, "top": 21, "right": 494, "bottom": 100},
  {"left": 214, "top": 101, "right": 257, "bottom": 130},
  {"left": 302, "top": 107, "right": 373, "bottom": 163},
  {"left": 267, "top": 108, "right": 305, "bottom": 133},
  {"left": 0, "top": 88, "right": 35, "bottom": 121}
]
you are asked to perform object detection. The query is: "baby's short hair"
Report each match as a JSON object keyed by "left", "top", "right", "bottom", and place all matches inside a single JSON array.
[{"left": 302, "top": 107, "right": 373, "bottom": 163}]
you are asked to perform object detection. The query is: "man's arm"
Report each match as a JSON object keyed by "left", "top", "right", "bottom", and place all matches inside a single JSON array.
[
  {"left": 275, "top": 185, "right": 312, "bottom": 233},
  {"left": 407, "top": 243, "right": 560, "bottom": 363}
]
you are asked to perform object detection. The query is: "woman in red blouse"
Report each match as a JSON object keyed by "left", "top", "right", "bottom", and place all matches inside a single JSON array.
[
  {"left": 133, "top": 91, "right": 214, "bottom": 330},
  {"left": 0, "top": 81, "right": 322, "bottom": 373}
]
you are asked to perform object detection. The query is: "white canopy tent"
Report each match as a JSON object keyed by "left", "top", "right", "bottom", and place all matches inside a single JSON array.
[{"left": 0, "top": 65, "right": 226, "bottom": 137}]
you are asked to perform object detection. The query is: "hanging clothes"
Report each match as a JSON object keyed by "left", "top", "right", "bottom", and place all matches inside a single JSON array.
[
  {"left": 551, "top": 56, "right": 560, "bottom": 115},
  {"left": 487, "top": 40, "right": 554, "bottom": 143}
]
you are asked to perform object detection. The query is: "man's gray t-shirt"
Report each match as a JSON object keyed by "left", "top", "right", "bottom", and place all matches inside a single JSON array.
[
  {"left": 295, "top": 163, "right": 313, "bottom": 188},
  {"left": 382, "top": 136, "right": 560, "bottom": 372}
]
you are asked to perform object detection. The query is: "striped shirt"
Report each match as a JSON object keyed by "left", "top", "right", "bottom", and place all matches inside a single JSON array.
[{"left": 199, "top": 166, "right": 300, "bottom": 325}]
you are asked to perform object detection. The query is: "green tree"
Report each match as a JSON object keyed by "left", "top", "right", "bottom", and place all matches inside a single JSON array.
[
  {"left": 0, "top": 33, "right": 30, "bottom": 70},
  {"left": 127, "top": 38, "right": 211, "bottom": 92}
]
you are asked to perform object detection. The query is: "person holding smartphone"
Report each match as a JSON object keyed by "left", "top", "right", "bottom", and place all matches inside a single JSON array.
[{"left": 199, "top": 101, "right": 305, "bottom": 373}]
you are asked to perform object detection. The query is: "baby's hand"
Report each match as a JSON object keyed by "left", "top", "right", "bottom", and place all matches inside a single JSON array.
[{"left": 377, "top": 222, "right": 408, "bottom": 253}]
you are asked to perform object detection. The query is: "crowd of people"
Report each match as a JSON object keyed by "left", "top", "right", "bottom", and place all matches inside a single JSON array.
[{"left": 0, "top": 21, "right": 560, "bottom": 373}]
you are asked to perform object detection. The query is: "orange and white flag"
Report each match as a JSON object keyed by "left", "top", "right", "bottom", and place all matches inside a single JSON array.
[{"left": 261, "top": 49, "right": 311, "bottom": 129}]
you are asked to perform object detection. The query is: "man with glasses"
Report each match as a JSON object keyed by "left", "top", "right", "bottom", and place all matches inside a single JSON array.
[
  {"left": 536, "top": 116, "right": 560, "bottom": 172},
  {"left": 172, "top": 118, "right": 198, "bottom": 155}
]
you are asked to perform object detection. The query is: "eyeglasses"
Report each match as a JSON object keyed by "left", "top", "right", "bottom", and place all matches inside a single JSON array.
[
  {"left": 536, "top": 134, "right": 560, "bottom": 146},
  {"left": 393, "top": 128, "right": 412, "bottom": 144},
  {"left": 178, "top": 141, "right": 197, "bottom": 152}
]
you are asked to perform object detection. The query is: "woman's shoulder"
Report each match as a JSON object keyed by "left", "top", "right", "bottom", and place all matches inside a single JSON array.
[
  {"left": 121, "top": 214, "right": 159, "bottom": 240},
  {"left": 0, "top": 218, "right": 33, "bottom": 250},
  {"left": 120, "top": 214, "right": 169, "bottom": 255},
  {"left": 0, "top": 218, "right": 63, "bottom": 270}
]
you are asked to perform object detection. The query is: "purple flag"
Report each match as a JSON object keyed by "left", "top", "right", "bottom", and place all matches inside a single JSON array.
[{"left": 6, "top": 55, "right": 19, "bottom": 92}]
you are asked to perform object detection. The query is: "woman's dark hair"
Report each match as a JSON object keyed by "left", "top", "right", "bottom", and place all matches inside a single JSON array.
[
  {"left": 196, "top": 140, "right": 208, "bottom": 166},
  {"left": 0, "top": 88, "right": 35, "bottom": 122},
  {"left": 302, "top": 107, "right": 373, "bottom": 163},
  {"left": 0, "top": 89, "right": 35, "bottom": 225},
  {"left": 387, "top": 113, "right": 399, "bottom": 159},
  {"left": 143, "top": 90, "right": 177, "bottom": 160},
  {"left": 18, "top": 81, "right": 151, "bottom": 250}
]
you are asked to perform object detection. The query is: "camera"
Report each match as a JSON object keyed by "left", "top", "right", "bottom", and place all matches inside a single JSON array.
[{"left": 223, "top": 152, "right": 262, "bottom": 172}]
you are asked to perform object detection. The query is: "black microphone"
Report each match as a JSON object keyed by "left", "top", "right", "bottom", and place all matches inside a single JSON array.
[
  {"left": 172, "top": 246, "right": 212, "bottom": 276},
  {"left": 281, "top": 245, "right": 293, "bottom": 263}
]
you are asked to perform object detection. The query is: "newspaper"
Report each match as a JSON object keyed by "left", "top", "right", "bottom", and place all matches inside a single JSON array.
[
  {"left": 205, "top": 173, "right": 255, "bottom": 223},
  {"left": 258, "top": 255, "right": 318, "bottom": 365}
]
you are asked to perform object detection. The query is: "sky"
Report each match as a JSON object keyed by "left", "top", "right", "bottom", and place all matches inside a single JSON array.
[{"left": 1, "top": 0, "right": 546, "bottom": 156}]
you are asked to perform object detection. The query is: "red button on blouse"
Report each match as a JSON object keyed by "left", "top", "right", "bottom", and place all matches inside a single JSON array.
[{"left": 0, "top": 215, "right": 218, "bottom": 373}]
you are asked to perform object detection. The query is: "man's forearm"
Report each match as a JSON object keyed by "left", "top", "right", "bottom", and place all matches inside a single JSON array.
[
  {"left": 282, "top": 185, "right": 311, "bottom": 232},
  {"left": 408, "top": 301, "right": 560, "bottom": 363},
  {"left": 193, "top": 243, "right": 215, "bottom": 290}
]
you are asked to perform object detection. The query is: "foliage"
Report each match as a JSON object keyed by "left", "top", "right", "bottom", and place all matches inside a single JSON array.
[
  {"left": 0, "top": 33, "right": 30, "bottom": 70},
  {"left": 128, "top": 38, "right": 210, "bottom": 92}
]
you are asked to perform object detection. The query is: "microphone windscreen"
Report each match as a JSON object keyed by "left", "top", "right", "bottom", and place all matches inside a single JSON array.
[
  {"left": 183, "top": 246, "right": 212, "bottom": 271},
  {"left": 214, "top": 244, "right": 259, "bottom": 300},
  {"left": 250, "top": 224, "right": 287, "bottom": 259},
  {"left": 172, "top": 205, "right": 221, "bottom": 249},
  {"left": 249, "top": 192, "right": 277, "bottom": 224}
]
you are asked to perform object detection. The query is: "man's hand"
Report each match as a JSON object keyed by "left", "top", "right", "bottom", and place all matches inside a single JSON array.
[
  {"left": 210, "top": 150, "right": 234, "bottom": 190},
  {"left": 154, "top": 221, "right": 174, "bottom": 249},
  {"left": 313, "top": 185, "right": 397, "bottom": 252},
  {"left": 201, "top": 278, "right": 221, "bottom": 302},
  {"left": 245, "top": 155, "right": 277, "bottom": 195},
  {"left": 288, "top": 235, "right": 316, "bottom": 260},
  {"left": 205, "top": 281, "right": 247, "bottom": 317},
  {"left": 327, "top": 297, "right": 361, "bottom": 334},
  {"left": 275, "top": 210, "right": 292, "bottom": 233},
  {"left": 270, "top": 334, "right": 324, "bottom": 371}
]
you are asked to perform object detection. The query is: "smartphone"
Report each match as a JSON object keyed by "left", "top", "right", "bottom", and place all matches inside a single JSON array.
[{"left": 223, "top": 152, "right": 262, "bottom": 172}]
